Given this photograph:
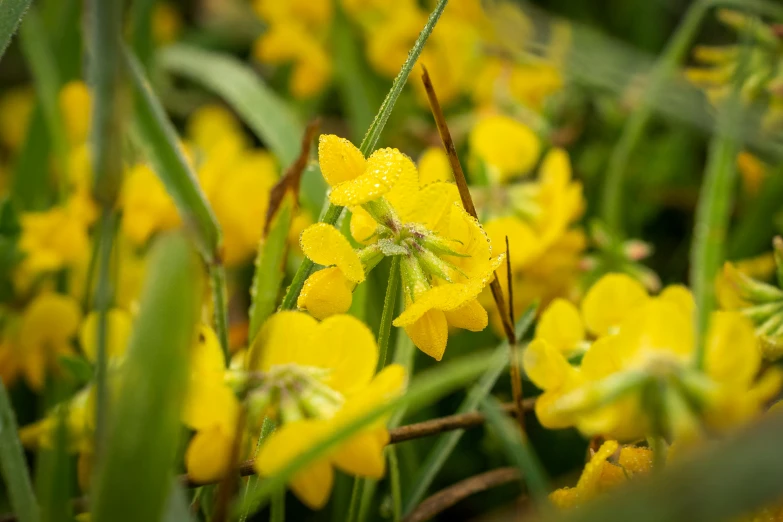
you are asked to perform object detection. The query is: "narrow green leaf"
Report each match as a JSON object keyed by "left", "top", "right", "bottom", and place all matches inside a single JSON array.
[
  {"left": 0, "top": 378, "right": 39, "bottom": 522},
  {"left": 158, "top": 43, "right": 303, "bottom": 167},
  {"left": 403, "top": 304, "right": 537, "bottom": 514},
  {"left": 481, "top": 397, "right": 550, "bottom": 505},
  {"left": 248, "top": 195, "right": 295, "bottom": 341},
  {"left": 376, "top": 256, "right": 401, "bottom": 372},
  {"left": 550, "top": 410, "right": 783, "bottom": 522},
  {"left": 124, "top": 46, "right": 221, "bottom": 263},
  {"left": 129, "top": 0, "right": 156, "bottom": 68},
  {"left": 18, "top": 5, "right": 69, "bottom": 189},
  {"left": 209, "top": 264, "right": 230, "bottom": 363},
  {"left": 0, "top": 0, "right": 32, "bottom": 61},
  {"left": 36, "top": 399, "right": 73, "bottom": 522},
  {"left": 12, "top": 107, "right": 52, "bottom": 211},
  {"left": 239, "top": 348, "right": 504, "bottom": 516},
  {"left": 164, "top": 482, "right": 196, "bottom": 522},
  {"left": 92, "top": 233, "right": 203, "bottom": 522}
]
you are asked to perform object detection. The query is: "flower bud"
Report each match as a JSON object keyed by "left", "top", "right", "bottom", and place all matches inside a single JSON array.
[
  {"left": 722, "top": 262, "right": 783, "bottom": 303},
  {"left": 297, "top": 267, "right": 354, "bottom": 320},
  {"left": 361, "top": 198, "right": 400, "bottom": 232}
]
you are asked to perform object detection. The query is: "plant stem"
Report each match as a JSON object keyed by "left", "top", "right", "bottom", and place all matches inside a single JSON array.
[
  {"left": 601, "top": 0, "right": 709, "bottom": 235},
  {"left": 279, "top": 0, "right": 449, "bottom": 310},
  {"left": 210, "top": 264, "right": 231, "bottom": 363},
  {"left": 377, "top": 256, "right": 401, "bottom": 372},
  {"left": 347, "top": 479, "right": 363, "bottom": 522},
  {"left": 389, "top": 446, "right": 402, "bottom": 522},
  {"left": 270, "top": 489, "right": 285, "bottom": 522}
]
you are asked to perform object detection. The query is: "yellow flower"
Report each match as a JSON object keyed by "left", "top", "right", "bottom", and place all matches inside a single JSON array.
[
  {"left": 550, "top": 440, "right": 652, "bottom": 509},
  {"left": 525, "top": 274, "right": 782, "bottom": 440},
  {"left": 152, "top": 3, "right": 182, "bottom": 45},
  {"left": 298, "top": 223, "right": 366, "bottom": 319},
  {"left": 0, "top": 87, "right": 34, "bottom": 151},
  {"left": 469, "top": 115, "right": 541, "bottom": 182},
  {"left": 318, "top": 134, "right": 413, "bottom": 207},
  {"left": 121, "top": 163, "right": 181, "bottom": 245},
  {"left": 417, "top": 147, "right": 453, "bottom": 185},
  {"left": 251, "top": 311, "right": 406, "bottom": 508},
  {"left": 78, "top": 309, "right": 133, "bottom": 362},
  {"left": 59, "top": 81, "right": 91, "bottom": 147},
  {"left": 17, "top": 206, "right": 90, "bottom": 277},
  {"left": 0, "top": 293, "right": 81, "bottom": 390},
  {"left": 737, "top": 151, "right": 768, "bottom": 196},
  {"left": 185, "top": 104, "right": 248, "bottom": 156}
]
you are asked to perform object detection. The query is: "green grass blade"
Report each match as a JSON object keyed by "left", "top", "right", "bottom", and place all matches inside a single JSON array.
[
  {"left": 124, "top": 46, "right": 221, "bottom": 263},
  {"left": 248, "top": 194, "right": 295, "bottom": 341},
  {"left": 238, "top": 348, "right": 504, "bottom": 517},
  {"left": 164, "top": 483, "right": 196, "bottom": 522},
  {"left": 129, "top": 0, "right": 156, "bottom": 69},
  {"left": 158, "top": 43, "right": 303, "bottom": 167},
  {"left": 550, "top": 410, "right": 783, "bottom": 522},
  {"left": 481, "top": 397, "right": 550, "bottom": 505},
  {"left": 0, "top": 0, "right": 32, "bottom": 61},
  {"left": 0, "top": 379, "right": 39, "bottom": 522},
  {"left": 91, "top": 233, "right": 203, "bottom": 522},
  {"left": 12, "top": 107, "right": 52, "bottom": 211},
  {"left": 403, "top": 304, "right": 537, "bottom": 514},
  {"left": 18, "top": 5, "right": 69, "bottom": 191}
]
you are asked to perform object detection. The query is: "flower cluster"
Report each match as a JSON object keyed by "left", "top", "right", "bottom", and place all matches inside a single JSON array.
[
  {"left": 297, "top": 135, "right": 503, "bottom": 360},
  {"left": 523, "top": 273, "right": 782, "bottom": 441}
]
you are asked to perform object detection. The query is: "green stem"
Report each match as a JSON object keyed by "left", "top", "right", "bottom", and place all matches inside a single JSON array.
[
  {"left": 93, "top": 211, "right": 117, "bottom": 450},
  {"left": 129, "top": 0, "right": 156, "bottom": 68},
  {"left": 270, "top": 489, "right": 285, "bottom": 522},
  {"left": 601, "top": 0, "right": 709, "bottom": 234},
  {"left": 356, "top": 479, "right": 377, "bottom": 522},
  {"left": 0, "top": 379, "right": 40, "bottom": 522},
  {"left": 346, "top": 479, "right": 363, "bottom": 522},
  {"left": 279, "top": 0, "right": 449, "bottom": 310},
  {"left": 377, "top": 256, "right": 401, "bottom": 372},
  {"left": 209, "top": 264, "right": 231, "bottom": 364},
  {"left": 389, "top": 446, "right": 402, "bottom": 522}
]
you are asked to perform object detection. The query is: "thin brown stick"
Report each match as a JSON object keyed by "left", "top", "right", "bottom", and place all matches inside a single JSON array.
[
  {"left": 403, "top": 467, "right": 522, "bottom": 522},
  {"left": 420, "top": 66, "right": 525, "bottom": 435}
]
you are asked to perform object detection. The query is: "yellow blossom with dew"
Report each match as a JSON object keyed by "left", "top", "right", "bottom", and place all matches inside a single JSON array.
[
  {"left": 249, "top": 312, "right": 406, "bottom": 509},
  {"left": 0, "top": 293, "right": 81, "bottom": 390},
  {"left": 469, "top": 114, "right": 541, "bottom": 182},
  {"left": 524, "top": 273, "right": 782, "bottom": 440}
]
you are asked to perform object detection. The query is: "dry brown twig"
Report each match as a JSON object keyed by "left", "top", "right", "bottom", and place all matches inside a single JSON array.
[{"left": 419, "top": 66, "right": 526, "bottom": 434}]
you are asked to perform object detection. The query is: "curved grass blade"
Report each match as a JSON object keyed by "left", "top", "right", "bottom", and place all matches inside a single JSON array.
[
  {"left": 403, "top": 304, "right": 537, "bottom": 514},
  {"left": 0, "top": 0, "right": 32, "bottom": 61},
  {"left": 0, "top": 379, "right": 39, "bottom": 522},
  {"left": 158, "top": 44, "right": 303, "bottom": 167},
  {"left": 238, "top": 347, "right": 502, "bottom": 517},
  {"left": 124, "top": 46, "right": 220, "bottom": 263},
  {"left": 91, "top": 233, "right": 203, "bottom": 522}
]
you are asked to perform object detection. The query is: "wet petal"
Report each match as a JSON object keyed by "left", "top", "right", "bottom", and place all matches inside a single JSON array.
[
  {"left": 404, "top": 309, "right": 449, "bottom": 360},
  {"left": 300, "top": 223, "right": 364, "bottom": 283},
  {"left": 329, "top": 148, "right": 413, "bottom": 206},
  {"left": 443, "top": 299, "right": 488, "bottom": 331},
  {"left": 298, "top": 267, "right": 354, "bottom": 320},
  {"left": 318, "top": 134, "right": 366, "bottom": 186}
]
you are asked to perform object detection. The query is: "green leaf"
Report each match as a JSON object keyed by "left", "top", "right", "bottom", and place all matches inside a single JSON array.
[
  {"left": 549, "top": 410, "right": 783, "bottom": 522},
  {"left": 403, "top": 304, "right": 537, "bottom": 514},
  {"left": 57, "top": 355, "right": 94, "bottom": 384},
  {"left": 124, "top": 46, "right": 221, "bottom": 263},
  {"left": 164, "top": 483, "right": 196, "bottom": 522},
  {"left": 91, "top": 233, "right": 203, "bottom": 522},
  {"left": 0, "top": 378, "right": 40, "bottom": 522},
  {"left": 18, "top": 5, "right": 69, "bottom": 189},
  {"left": 238, "top": 347, "right": 507, "bottom": 517},
  {"left": 157, "top": 43, "right": 303, "bottom": 167},
  {"left": 248, "top": 194, "right": 295, "bottom": 341},
  {"left": 129, "top": 0, "right": 156, "bottom": 69},
  {"left": 481, "top": 396, "right": 550, "bottom": 505},
  {"left": 0, "top": 0, "right": 32, "bottom": 61}
]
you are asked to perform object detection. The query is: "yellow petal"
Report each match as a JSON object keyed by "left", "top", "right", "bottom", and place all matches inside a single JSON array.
[
  {"left": 535, "top": 298, "right": 584, "bottom": 354},
  {"left": 250, "top": 311, "right": 319, "bottom": 370},
  {"left": 659, "top": 285, "right": 695, "bottom": 317},
  {"left": 298, "top": 267, "right": 354, "bottom": 320},
  {"left": 329, "top": 148, "right": 413, "bottom": 206},
  {"left": 581, "top": 273, "right": 649, "bottom": 336},
  {"left": 78, "top": 309, "right": 132, "bottom": 362},
  {"left": 394, "top": 282, "right": 486, "bottom": 327},
  {"left": 417, "top": 146, "right": 453, "bottom": 184},
  {"left": 539, "top": 148, "right": 571, "bottom": 190},
  {"left": 469, "top": 115, "right": 540, "bottom": 182},
  {"left": 331, "top": 430, "right": 386, "bottom": 478},
  {"left": 298, "top": 315, "right": 378, "bottom": 396},
  {"left": 337, "top": 364, "right": 407, "bottom": 423},
  {"left": 318, "top": 134, "right": 366, "bottom": 186},
  {"left": 300, "top": 224, "right": 364, "bottom": 283},
  {"left": 522, "top": 339, "right": 572, "bottom": 390},
  {"left": 618, "top": 446, "right": 653, "bottom": 475},
  {"left": 404, "top": 309, "right": 448, "bottom": 360},
  {"left": 191, "top": 325, "right": 226, "bottom": 379},
  {"left": 575, "top": 440, "right": 620, "bottom": 495},
  {"left": 182, "top": 381, "right": 239, "bottom": 432},
  {"left": 185, "top": 426, "right": 234, "bottom": 483},
  {"left": 580, "top": 335, "right": 622, "bottom": 380},
  {"left": 484, "top": 217, "right": 542, "bottom": 270},
  {"left": 349, "top": 206, "right": 378, "bottom": 244},
  {"left": 443, "top": 299, "right": 488, "bottom": 332},
  {"left": 255, "top": 420, "right": 334, "bottom": 510},
  {"left": 617, "top": 298, "right": 693, "bottom": 363},
  {"left": 705, "top": 311, "right": 759, "bottom": 386}
]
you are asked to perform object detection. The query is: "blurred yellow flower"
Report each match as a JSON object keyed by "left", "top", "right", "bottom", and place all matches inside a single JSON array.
[
  {"left": 152, "top": 3, "right": 182, "bottom": 45},
  {"left": 0, "top": 293, "right": 81, "bottom": 390},
  {"left": 417, "top": 146, "right": 453, "bottom": 184},
  {"left": 737, "top": 151, "right": 768, "bottom": 196},
  {"left": 78, "top": 309, "right": 133, "bottom": 362},
  {"left": 469, "top": 114, "right": 541, "bottom": 182},
  {"left": 59, "top": 81, "right": 91, "bottom": 147},
  {"left": 0, "top": 87, "right": 34, "bottom": 152},
  {"left": 121, "top": 163, "right": 181, "bottom": 245},
  {"left": 17, "top": 205, "right": 90, "bottom": 277}
]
